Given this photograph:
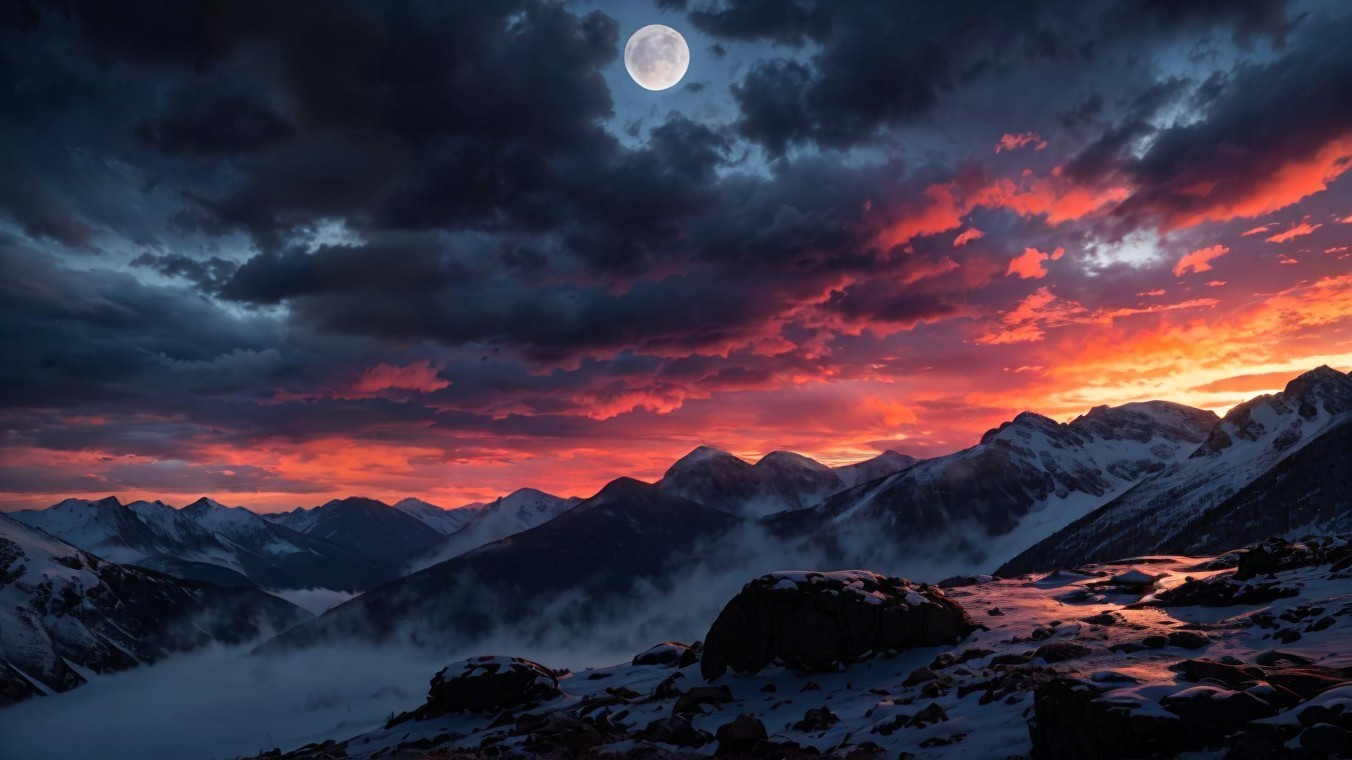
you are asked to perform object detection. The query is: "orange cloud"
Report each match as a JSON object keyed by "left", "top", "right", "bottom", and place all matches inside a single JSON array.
[
  {"left": 877, "top": 171, "right": 1128, "bottom": 249},
  {"left": 1242, "top": 225, "right": 1270, "bottom": 236},
  {"left": 1173, "top": 244, "right": 1229, "bottom": 276},
  {"left": 995, "top": 132, "right": 1048, "bottom": 153},
  {"left": 953, "top": 227, "right": 984, "bottom": 247},
  {"left": 1265, "top": 219, "right": 1322, "bottom": 243},
  {"left": 1006, "top": 246, "right": 1064, "bottom": 279},
  {"left": 1163, "top": 133, "right": 1352, "bottom": 229}
]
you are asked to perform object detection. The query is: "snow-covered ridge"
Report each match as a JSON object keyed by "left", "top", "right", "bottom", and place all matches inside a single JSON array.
[{"left": 1000, "top": 366, "right": 1352, "bottom": 574}]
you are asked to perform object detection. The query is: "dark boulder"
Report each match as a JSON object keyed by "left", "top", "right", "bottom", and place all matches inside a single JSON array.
[
  {"left": 1033, "top": 641, "right": 1092, "bottom": 663},
  {"left": 1145, "top": 572, "right": 1299, "bottom": 607},
  {"left": 640, "top": 715, "right": 711, "bottom": 748},
  {"left": 701, "top": 570, "right": 976, "bottom": 680},
  {"left": 715, "top": 713, "right": 768, "bottom": 756},
  {"left": 1236, "top": 538, "right": 1322, "bottom": 579},
  {"left": 792, "top": 706, "right": 839, "bottom": 732},
  {"left": 673, "top": 685, "right": 733, "bottom": 716},
  {"left": 1031, "top": 676, "right": 1193, "bottom": 759},
  {"left": 425, "top": 656, "right": 560, "bottom": 716},
  {"left": 1159, "top": 685, "right": 1276, "bottom": 729},
  {"left": 633, "top": 641, "right": 699, "bottom": 668}
]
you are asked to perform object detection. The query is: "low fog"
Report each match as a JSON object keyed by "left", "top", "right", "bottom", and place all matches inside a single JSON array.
[{"left": 0, "top": 521, "right": 1011, "bottom": 759}]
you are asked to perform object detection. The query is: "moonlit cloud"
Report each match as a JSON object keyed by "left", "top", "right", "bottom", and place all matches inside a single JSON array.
[{"left": 1, "top": 0, "right": 1351, "bottom": 511}]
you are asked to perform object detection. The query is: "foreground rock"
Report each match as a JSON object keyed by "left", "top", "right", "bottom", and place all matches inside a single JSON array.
[
  {"left": 391, "top": 656, "right": 561, "bottom": 724},
  {"left": 701, "top": 570, "right": 976, "bottom": 680},
  {"left": 256, "top": 535, "right": 1352, "bottom": 760}
]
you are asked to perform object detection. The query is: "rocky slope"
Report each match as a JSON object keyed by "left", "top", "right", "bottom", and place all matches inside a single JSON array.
[
  {"left": 0, "top": 513, "right": 310, "bottom": 706},
  {"left": 260, "top": 478, "right": 741, "bottom": 651},
  {"left": 771, "top": 400, "right": 1219, "bottom": 573},
  {"left": 407, "top": 488, "right": 580, "bottom": 571},
  {"left": 999, "top": 366, "right": 1352, "bottom": 576},
  {"left": 255, "top": 535, "right": 1352, "bottom": 759}
]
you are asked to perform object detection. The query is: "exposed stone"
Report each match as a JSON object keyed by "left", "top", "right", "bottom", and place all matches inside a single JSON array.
[
  {"left": 424, "top": 657, "right": 559, "bottom": 716},
  {"left": 701, "top": 571, "right": 976, "bottom": 680}
]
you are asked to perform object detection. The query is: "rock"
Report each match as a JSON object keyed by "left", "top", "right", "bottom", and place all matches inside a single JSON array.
[
  {"left": 1174, "top": 659, "right": 1264, "bottom": 688},
  {"left": 1146, "top": 572, "right": 1299, "bottom": 607},
  {"left": 1264, "top": 668, "right": 1352, "bottom": 700},
  {"left": 1034, "top": 641, "right": 1092, "bottom": 663},
  {"left": 673, "top": 685, "right": 733, "bottom": 716},
  {"left": 424, "top": 657, "right": 559, "bottom": 716},
  {"left": 700, "top": 570, "right": 976, "bottom": 679},
  {"left": 1031, "top": 676, "right": 1193, "bottom": 759},
  {"left": 654, "top": 673, "right": 685, "bottom": 699},
  {"left": 938, "top": 574, "right": 997, "bottom": 588},
  {"left": 1299, "top": 723, "right": 1352, "bottom": 754},
  {"left": 640, "top": 715, "right": 711, "bottom": 748},
  {"left": 792, "top": 706, "right": 839, "bottom": 731},
  {"left": 1235, "top": 538, "right": 1322, "bottom": 579},
  {"left": 714, "top": 713, "right": 767, "bottom": 756},
  {"left": 908, "top": 702, "right": 948, "bottom": 727},
  {"left": 1160, "top": 685, "right": 1276, "bottom": 729},
  {"left": 632, "top": 641, "right": 699, "bottom": 668},
  {"left": 902, "top": 667, "right": 938, "bottom": 686},
  {"left": 1165, "top": 630, "right": 1211, "bottom": 650},
  {"left": 1108, "top": 569, "right": 1160, "bottom": 586}
]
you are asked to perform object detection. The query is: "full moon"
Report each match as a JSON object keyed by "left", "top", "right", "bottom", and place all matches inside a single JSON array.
[{"left": 624, "top": 25, "right": 690, "bottom": 91}]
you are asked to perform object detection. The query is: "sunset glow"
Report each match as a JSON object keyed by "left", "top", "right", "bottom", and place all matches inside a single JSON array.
[{"left": 2, "top": 1, "right": 1351, "bottom": 513}]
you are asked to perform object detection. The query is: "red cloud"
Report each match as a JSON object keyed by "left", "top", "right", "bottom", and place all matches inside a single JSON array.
[
  {"left": 1173, "top": 244, "right": 1229, "bottom": 276},
  {"left": 995, "top": 132, "right": 1048, "bottom": 153},
  {"left": 1156, "top": 133, "right": 1352, "bottom": 230},
  {"left": 878, "top": 171, "right": 1127, "bottom": 249},
  {"left": 953, "top": 227, "right": 984, "bottom": 247},
  {"left": 1006, "top": 246, "right": 1063, "bottom": 279},
  {"left": 1265, "top": 219, "right": 1322, "bottom": 243},
  {"left": 352, "top": 361, "right": 450, "bottom": 394}
]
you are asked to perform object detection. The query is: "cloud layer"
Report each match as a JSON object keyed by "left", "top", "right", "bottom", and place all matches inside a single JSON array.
[{"left": 1, "top": 0, "right": 1351, "bottom": 510}]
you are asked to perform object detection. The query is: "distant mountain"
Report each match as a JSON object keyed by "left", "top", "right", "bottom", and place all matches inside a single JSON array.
[
  {"left": 408, "top": 488, "right": 580, "bottom": 571},
  {"left": 14, "top": 497, "right": 399, "bottom": 591},
  {"left": 771, "top": 400, "right": 1220, "bottom": 572},
  {"left": 999, "top": 366, "right": 1352, "bottom": 575},
  {"left": 656, "top": 446, "right": 914, "bottom": 519},
  {"left": 0, "top": 513, "right": 309, "bottom": 705},
  {"left": 262, "top": 478, "right": 740, "bottom": 650},
  {"left": 252, "top": 497, "right": 444, "bottom": 560},
  {"left": 392, "top": 498, "right": 481, "bottom": 535}
]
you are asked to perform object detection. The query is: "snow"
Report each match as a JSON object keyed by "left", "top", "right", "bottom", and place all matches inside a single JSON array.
[
  {"left": 3, "top": 544, "right": 1349, "bottom": 760},
  {"left": 407, "top": 488, "right": 577, "bottom": 571}
]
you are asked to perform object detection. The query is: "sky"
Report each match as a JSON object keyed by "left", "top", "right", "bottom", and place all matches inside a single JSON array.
[{"left": 1, "top": 0, "right": 1351, "bottom": 512}]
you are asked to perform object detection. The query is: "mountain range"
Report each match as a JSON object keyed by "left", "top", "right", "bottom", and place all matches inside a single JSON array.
[{"left": 3, "top": 365, "right": 1349, "bottom": 704}]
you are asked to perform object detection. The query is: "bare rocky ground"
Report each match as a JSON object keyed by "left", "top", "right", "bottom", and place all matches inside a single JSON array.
[{"left": 257, "top": 536, "right": 1352, "bottom": 760}]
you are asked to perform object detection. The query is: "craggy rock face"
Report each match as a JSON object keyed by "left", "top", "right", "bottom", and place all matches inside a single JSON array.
[
  {"left": 700, "top": 570, "right": 977, "bottom": 680},
  {"left": 426, "top": 656, "right": 560, "bottom": 715}
]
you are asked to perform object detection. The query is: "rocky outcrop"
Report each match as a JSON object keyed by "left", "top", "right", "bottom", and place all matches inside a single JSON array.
[
  {"left": 701, "top": 570, "right": 976, "bottom": 680},
  {"left": 632, "top": 641, "right": 699, "bottom": 668},
  {"left": 423, "top": 657, "right": 560, "bottom": 716}
]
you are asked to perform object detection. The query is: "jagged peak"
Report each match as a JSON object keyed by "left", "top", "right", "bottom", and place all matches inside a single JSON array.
[
  {"left": 979, "top": 411, "right": 1061, "bottom": 444},
  {"left": 1282, "top": 364, "right": 1352, "bottom": 402}
]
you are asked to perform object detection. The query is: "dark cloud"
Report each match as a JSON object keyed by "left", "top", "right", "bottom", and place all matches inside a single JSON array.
[
  {"left": 1111, "top": 11, "right": 1352, "bottom": 228},
  {"left": 686, "top": 0, "right": 1301, "bottom": 154}
]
